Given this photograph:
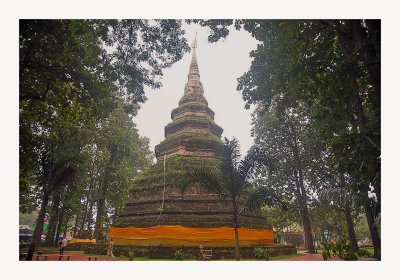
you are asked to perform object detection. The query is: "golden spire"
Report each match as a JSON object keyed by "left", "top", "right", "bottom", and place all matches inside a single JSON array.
[
  {"left": 184, "top": 32, "right": 203, "bottom": 95},
  {"left": 192, "top": 32, "right": 198, "bottom": 49}
]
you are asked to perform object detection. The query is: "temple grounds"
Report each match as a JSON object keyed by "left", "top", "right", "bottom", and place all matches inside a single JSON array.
[{"left": 19, "top": 247, "right": 376, "bottom": 261}]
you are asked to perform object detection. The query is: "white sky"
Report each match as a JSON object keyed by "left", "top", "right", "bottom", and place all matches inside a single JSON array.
[{"left": 135, "top": 23, "right": 259, "bottom": 158}]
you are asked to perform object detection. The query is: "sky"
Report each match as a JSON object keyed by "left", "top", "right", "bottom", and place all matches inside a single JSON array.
[{"left": 134, "top": 23, "right": 259, "bottom": 159}]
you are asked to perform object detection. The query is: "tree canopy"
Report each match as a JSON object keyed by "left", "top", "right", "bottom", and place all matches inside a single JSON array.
[
  {"left": 19, "top": 19, "right": 189, "bottom": 260},
  {"left": 196, "top": 19, "right": 380, "bottom": 259}
]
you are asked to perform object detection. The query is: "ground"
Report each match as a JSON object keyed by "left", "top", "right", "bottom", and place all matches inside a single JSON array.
[{"left": 20, "top": 249, "right": 376, "bottom": 261}]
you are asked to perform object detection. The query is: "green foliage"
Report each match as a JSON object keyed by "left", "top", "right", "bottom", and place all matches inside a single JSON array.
[
  {"left": 180, "top": 137, "right": 272, "bottom": 260},
  {"left": 321, "top": 250, "right": 329, "bottom": 261},
  {"left": 159, "top": 132, "right": 223, "bottom": 147},
  {"left": 133, "top": 155, "right": 222, "bottom": 190},
  {"left": 20, "top": 19, "right": 188, "bottom": 258},
  {"left": 321, "top": 238, "right": 358, "bottom": 261},
  {"left": 195, "top": 19, "right": 381, "bottom": 256},
  {"left": 138, "top": 248, "right": 150, "bottom": 258},
  {"left": 261, "top": 206, "right": 300, "bottom": 242},
  {"left": 165, "top": 116, "right": 219, "bottom": 131},
  {"left": 354, "top": 214, "right": 372, "bottom": 239},
  {"left": 174, "top": 249, "right": 185, "bottom": 260},
  {"left": 128, "top": 250, "right": 135, "bottom": 259},
  {"left": 253, "top": 247, "right": 273, "bottom": 260},
  {"left": 19, "top": 210, "right": 39, "bottom": 226},
  {"left": 357, "top": 248, "right": 372, "bottom": 258},
  {"left": 309, "top": 204, "right": 348, "bottom": 238},
  {"left": 181, "top": 138, "right": 250, "bottom": 199}
]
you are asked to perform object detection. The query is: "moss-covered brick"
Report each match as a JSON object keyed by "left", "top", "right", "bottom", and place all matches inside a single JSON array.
[
  {"left": 171, "top": 102, "right": 215, "bottom": 120},
  {"left": 178, "top": 93, "right": 208, "bottom": 106},
  {"left": 160, "top": 132, "right": 223, "bottom": 147}
]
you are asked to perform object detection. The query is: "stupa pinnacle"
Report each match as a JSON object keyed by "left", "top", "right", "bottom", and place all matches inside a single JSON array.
[
  {"left": 154, "top": 35, "right": 224, "bottom": 160},
  {"left": 185, "top": 35, "right": 203, "bottom": 94}
]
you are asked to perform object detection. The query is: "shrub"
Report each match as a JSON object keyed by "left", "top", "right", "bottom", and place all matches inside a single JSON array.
[
  {"left": 138, "top": 248, "right": 150, "bottom": 258},
  {"left": 321, "top": 250, "right": 329, "bottom": 261},
  {"left": 128, "top": 250, "right": 135, "bottom": 259},
  {"left": 253, "top": 247, "right": 265, "bottom": 259},
  {"left": 357, "top": 248, "right": 372, "bottom": 258},
  {"left": 174, "top": 249, "right": 185, "bottom": 260},
  {"left": 321, "top": 242, "right": 332, "bottom": 261},
  {"left": 321, "top": 238, "right": 358, "bottom": 261},
  {"left": 253, "top": 247, "right": 273, "bottom": 260}
]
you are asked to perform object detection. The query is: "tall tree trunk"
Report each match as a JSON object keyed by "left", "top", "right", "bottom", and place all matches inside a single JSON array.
[
  {"left": 79, "top": 197, "right": 89, "bottom": 232},
  {"left": 26, "top": 192, "right": 49, "bottom": 261},
  {"left": 53, "top": 207, "right": 64, "bottom": 247},
  {"left": 365, "top": 206, "right": 381, "bottom": 260},
  {"left": 300, "top": 207, "right": 315, "bottom": 253},
  {"left": 86, "top": 195, "right": 94, "bottom": 236},
  {"left": 94, "top": 160, "right": 111, "bottom": 242},
  {"left": 344, "top": 207, "right": 359, "bottom": 252},
  {"left": 373, "top": 182, "right": 381, "bottom": 209},
  {"left": 347, "top": 20, "right": 381, "bottom": 107},
  {"left": 73, "top": 211, "right": 80, "bottom": 237},
  {"left": 289, "top": 128, "right": 315, "bottom": 253},
  {"left": 231, "top": 193, "right": 240, "bottom": 261},
  {"left": 293, "top": 172, "right": 315, "bottom": 253},
  {"left": 45, "top": 194, "right": 60, "bottom": 246},
  {"left": 233, "top": 214, "right": 240, "bottom": 261},
  {"left": 94, "top": 197, "right": 105, "bottom": 242},
  {"left": 63, "top": 211, "right": 70, "bottom": 237},
  {"left": 79, "top": 174, "right": 95, "bottom": 234}
]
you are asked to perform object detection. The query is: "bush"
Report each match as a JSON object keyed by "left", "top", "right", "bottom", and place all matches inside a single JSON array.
[
  {"left": 174, "top": 249, "right": 185, "bottom": 260},
  {"left": 321, "top": 238, "right": 358, "bottom": 261},
  {"left": 357, "top": 248, "right": 372, "bottom": 258},
  {"left": 128, "top": 250, "right": 135, "bottom": 259},
  {"left": 253, "top": 247, "right": 273, "bottom": 260},
  {"left": 321, "top": 250, "right": 329, "bottom": 261},
  {"left": 253, "top": 247, "right": 265, "bottom": 259},
  {"left": 138, "top": 248, "right": 150, "bottom": 258}
]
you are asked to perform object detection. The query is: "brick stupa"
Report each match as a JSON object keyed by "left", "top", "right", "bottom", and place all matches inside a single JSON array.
[{"left": 113, "top": 37, "right": 267, "bottom": 230}]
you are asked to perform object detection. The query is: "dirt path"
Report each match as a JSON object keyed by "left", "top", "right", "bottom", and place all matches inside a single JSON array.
[{"left": 277, "top": 253, "right": 376, "bottom": 261}]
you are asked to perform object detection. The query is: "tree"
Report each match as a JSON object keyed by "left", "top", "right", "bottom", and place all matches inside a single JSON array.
[
  {"left": 20, "top": 20, "right": 186, "bottom": 260},
  {"left": 261, "top": 206, "right": 300, "bottom": 245},
  {"left": 181, "top": 138, "right": 273, "bottom": 260},
  {"left": 354, "top": 214, "right": 373, "bottom": 241},
  {"left": 247, "top": 100, "right": 333, "bottom": 253},
  {"left": 237, "top": 20, "right": 381, "bottom": 259},
  {"left": 193, "top": 19, "right": 380, "bottom": 259},
  {"left": 19, "top": 210, "right": 39, "bottom": 226},
  {"left": 92, "top": 98, "right": 152, "bottom": 241},
  {"left": 26, "top": 150, "right": 81, "bottom": 260},
  {"left": 316, "top": 175, "right": 365, "bottom": 252}
]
